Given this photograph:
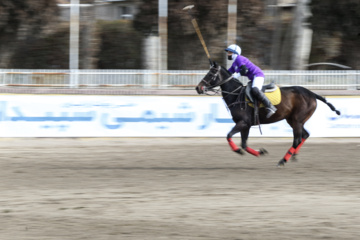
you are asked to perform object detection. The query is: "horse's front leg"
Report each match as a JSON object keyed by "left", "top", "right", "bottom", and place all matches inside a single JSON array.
[
  {"left": 226, "top": 121, "right": 246, "bottom": 155},
  {"left": 240, "top": 127, "right": 268, "bottom": 157},
  {"left": 226, "top": 121, "right": 267, "bottom": 156}
]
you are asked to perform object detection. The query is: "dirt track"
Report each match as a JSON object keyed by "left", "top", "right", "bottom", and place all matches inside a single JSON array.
[{"left": 0, "top": 137, "right": 359, "bottom": 240}]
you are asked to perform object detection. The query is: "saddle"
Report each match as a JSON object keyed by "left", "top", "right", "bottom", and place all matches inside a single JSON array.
[{"left": 245, "top": 81, "right": 281, "bottom": 108}]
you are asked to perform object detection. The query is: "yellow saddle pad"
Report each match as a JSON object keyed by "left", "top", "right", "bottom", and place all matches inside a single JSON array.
[{"left": 247, "top": 86, "right": 281, "bottom": 108}]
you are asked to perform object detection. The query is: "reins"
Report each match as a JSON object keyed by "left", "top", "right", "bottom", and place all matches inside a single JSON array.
[
  {"left": 203, "top": 66, "right": 248, "bottom": 108},
  {"left": 226, "top": 87, "right": 247, "bottom": 109}
]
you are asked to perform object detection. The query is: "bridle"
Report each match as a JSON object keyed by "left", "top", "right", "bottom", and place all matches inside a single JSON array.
[
  {"left": 201, "top": 65, "right": 243, "bottom": 96},
  {"left": 201, "top": 65, "right": 232, "bottom": 89}
]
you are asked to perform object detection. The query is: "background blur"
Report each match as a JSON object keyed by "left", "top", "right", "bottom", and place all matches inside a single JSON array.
[{"left": 0, "top": 0, "right": 359, "bottom": 71}]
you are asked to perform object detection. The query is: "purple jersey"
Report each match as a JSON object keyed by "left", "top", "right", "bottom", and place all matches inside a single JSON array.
[{"left": 228, "top": 55, "right": 264, "bottom": 81}]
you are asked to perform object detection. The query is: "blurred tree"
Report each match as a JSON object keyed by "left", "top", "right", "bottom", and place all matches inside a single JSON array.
[
  {"left": 2, "top": 0, "right": 359, "bottom": 70},
  {"left": 310, "top": 0, "right": 360, "bottom": 69},
  {"left": 9, "top": 25, "right": 69, "bottom": 69},
  {"left": 134, "top": 0, "right": 359, "bottom": 70},
  {"left": 133, "top": 0, "right": 272, "bottom": 70},
  {"left": 133, "top": 0, "right": 158, "bottom": 35},
  {"left": 97, "top": 20, "right": 144, "bottom": 69},
  {"left": 10, "top": 19, "right": 143, "bottom": 70},
  {"left": 0, "top": 0, "right": 59, "bottom": 68},
  {"left": 168, "top": 1, "right": 228, "bottom": 70}
]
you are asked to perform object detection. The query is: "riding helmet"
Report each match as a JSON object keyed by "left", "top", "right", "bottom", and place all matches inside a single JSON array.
[{"left": 225, "top": 44, "right": 241, "bottom": 56}]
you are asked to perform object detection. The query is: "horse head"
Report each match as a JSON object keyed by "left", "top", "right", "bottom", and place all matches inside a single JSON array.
[
  {"left": 196, "top": 62, "right": 241, "bottom": 95},
  {"left": 196, "top": 62, "right": 222, "bottom": 94}
]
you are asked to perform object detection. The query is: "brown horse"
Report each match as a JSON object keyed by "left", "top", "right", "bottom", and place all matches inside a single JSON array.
[{"left": 195, "top": 62, "right": 341, "bottom": 166}]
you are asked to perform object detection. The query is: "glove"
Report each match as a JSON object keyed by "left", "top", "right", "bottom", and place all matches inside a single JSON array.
[
  {"left": 232, "top": 72, "right": 241, "bottom": 79},
  {"left": 239, "top": 65, "right": 248, "bottom": 76}
]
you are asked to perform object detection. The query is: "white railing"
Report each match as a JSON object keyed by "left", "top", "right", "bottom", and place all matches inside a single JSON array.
[{"left": 0, "top": 69, "right": 359, "bottom": 90}]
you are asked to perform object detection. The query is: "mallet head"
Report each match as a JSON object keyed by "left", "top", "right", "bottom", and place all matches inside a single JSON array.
[{"left": 182, "top": 5, "right": 194, "bottom": 11}]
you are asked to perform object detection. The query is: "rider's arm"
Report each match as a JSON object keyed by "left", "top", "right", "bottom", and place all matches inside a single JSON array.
[{"left": 228, "top": 65, "right": 235, "bottom": 74}]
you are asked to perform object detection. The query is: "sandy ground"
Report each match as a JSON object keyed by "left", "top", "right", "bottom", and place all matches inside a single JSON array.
[{"left": 0, "top": 137, "right": 359, "bottom": 240}]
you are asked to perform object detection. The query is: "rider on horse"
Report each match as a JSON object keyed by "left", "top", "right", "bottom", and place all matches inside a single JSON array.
[{"left": 225, "top": 44, "right": 277, "bottom": 118}]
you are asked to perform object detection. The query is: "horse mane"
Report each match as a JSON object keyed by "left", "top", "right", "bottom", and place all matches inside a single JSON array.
[{"left": 220, "top": 65, "right": 243, "bottom": 86}]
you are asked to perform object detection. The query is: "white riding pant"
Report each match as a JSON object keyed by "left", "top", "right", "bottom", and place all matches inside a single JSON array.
[{"left": 252, "top": 76, "right": 264, "bottom": 90}]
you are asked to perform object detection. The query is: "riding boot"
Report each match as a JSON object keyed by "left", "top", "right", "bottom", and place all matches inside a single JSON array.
[{"left": 251, "top": 87, "right": 277, "bottom": 118}]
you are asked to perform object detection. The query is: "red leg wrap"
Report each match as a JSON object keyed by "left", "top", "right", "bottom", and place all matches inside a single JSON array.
[
  {"left": 227, "top": 138, "right": 239, "bottom": 151},
  {"left": 246, "top": 147, "right": 260, "bottom": 157},
  {"left": 294, "top": 138, "right": 306, "bottom": 154},
  {"left": 283, "top": 147, "right": 296, "bottom": 161}
]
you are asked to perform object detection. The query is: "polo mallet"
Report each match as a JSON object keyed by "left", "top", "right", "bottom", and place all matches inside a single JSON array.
[{"left": 182, "top": 5, "right": 213, "bottom": 66}]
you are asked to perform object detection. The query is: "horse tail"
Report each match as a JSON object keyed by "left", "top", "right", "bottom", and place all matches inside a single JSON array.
[{"left": 314, "top": 94, "right": 341, "bottom": 115}]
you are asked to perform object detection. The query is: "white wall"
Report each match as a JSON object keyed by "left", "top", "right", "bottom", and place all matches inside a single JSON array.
[{"left": 0, "top": 95, "right": 358, "bottom": 137}]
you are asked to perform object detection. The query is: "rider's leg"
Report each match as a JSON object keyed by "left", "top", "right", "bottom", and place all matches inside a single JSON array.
[{"left": 251, "top": 77, "right": 277, "bottom": 118}]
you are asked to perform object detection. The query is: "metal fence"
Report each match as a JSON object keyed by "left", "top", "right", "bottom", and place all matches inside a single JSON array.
[{"left": 0, "top": 69, "right": 359, "bottom": 90}]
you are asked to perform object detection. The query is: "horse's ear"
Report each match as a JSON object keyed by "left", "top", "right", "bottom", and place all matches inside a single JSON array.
[{"left": 209, "top": 59, "right": 214, "bottom": 67}]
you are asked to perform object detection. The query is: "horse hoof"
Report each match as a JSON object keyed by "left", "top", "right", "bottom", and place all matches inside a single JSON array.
[
  {"left": 291, "top": 154, "right": 298, "bottom": 162},
  {"left": 277, "top": 159, "right": 286, "bottom": 167},
  {"left": 259, "top": 148, "right": 268, "bottom": 155},
  {"left": 235, "top": 148, "right": 245, "bottom": 155}
]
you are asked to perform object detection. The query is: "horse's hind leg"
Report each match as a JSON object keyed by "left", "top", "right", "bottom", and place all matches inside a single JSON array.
[
  {"left": 292, "top": 127, "right": 310, "bottom": 159},
  {"left": 278, "top": 122, "right": 304, "bottom": 166}
]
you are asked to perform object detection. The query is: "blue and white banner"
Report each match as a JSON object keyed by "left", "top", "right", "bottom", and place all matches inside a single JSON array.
[{"left": 0, "top": 95, "right": 358, "bottom": 137}]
